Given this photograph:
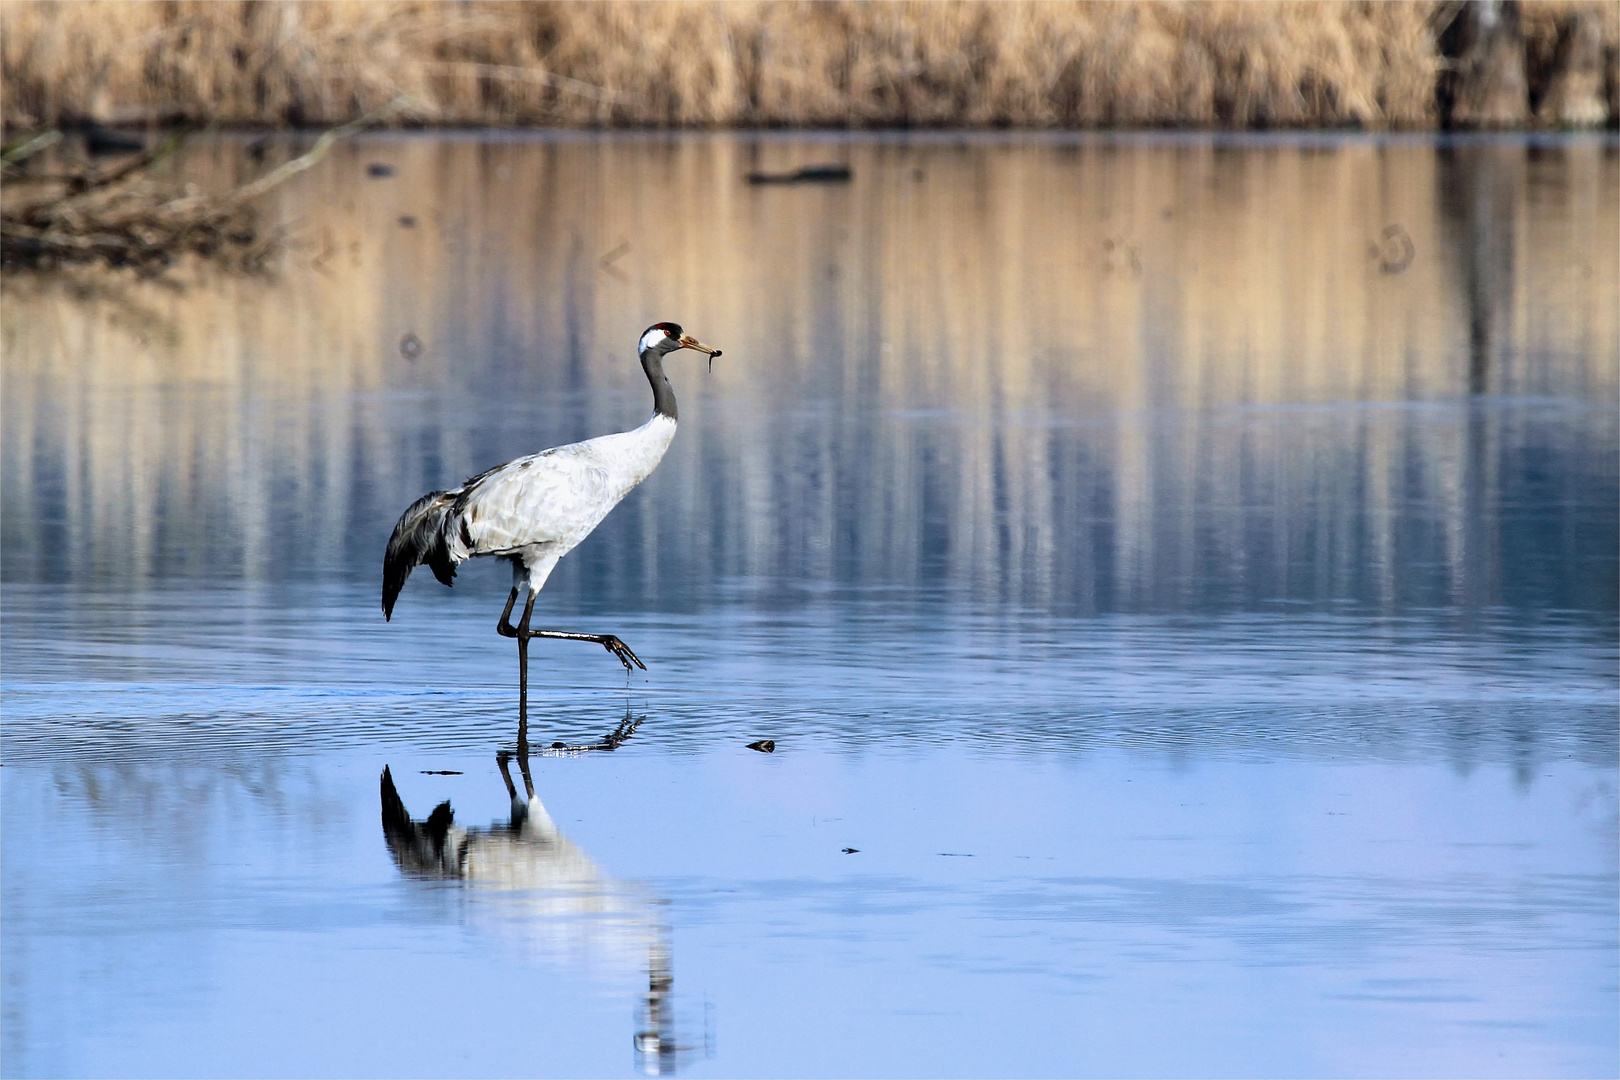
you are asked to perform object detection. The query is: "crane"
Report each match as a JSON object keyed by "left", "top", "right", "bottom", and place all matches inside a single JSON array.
[{"left": 382, "top": 322, "right": 722, "bottom": 717}]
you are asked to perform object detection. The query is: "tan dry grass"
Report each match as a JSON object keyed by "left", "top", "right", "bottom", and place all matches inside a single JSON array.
[{"left": 5, "top": 0, "right": 1599, "bottom": 132}]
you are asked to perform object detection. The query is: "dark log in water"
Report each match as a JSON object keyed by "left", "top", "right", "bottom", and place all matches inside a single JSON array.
[{"left": 745, "top": 165, "right": 853, "bottom": 185}]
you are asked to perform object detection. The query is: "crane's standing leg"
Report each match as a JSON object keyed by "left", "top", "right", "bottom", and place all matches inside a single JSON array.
[
  {"left": 496, "top": 587, "right": 534, "bottom": 726},
  {"left": 515, "top": 589, "right": 538, "bottom": 727}
]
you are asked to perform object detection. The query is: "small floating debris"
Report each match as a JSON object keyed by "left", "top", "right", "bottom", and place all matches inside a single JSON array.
[
  {"left": 937, "top": 852, "right": 974, "bottom": 857},
  {"left": 842, "top": 847, "right": 859, "bottom": 854},
  {"left": 419, "top": 770, "right": 462, "bottom": 775},
  {"left": 745, "top": 164, "right": 852, "bottom": 185},
  {"left": 746, "top": 739, "right": 775, "bottom": 753},
  {"left": 366, "top": 162, "right": 396, "bottom": 178},
  {"left": 397, "top": 215, "right": 416, "bottom": 228},
  {"left": 85, "top": 127, "right": 144, "bottom": 156},
  {"left": 399, "top": 333, "right": 423, "bottom": 359}
]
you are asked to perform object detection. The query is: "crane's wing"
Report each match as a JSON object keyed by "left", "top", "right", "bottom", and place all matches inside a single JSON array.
[
  {"left": 450, "top": 446, "right": 616, "bottom": 558},
  {"left": 382, "top": 442, "right": 622, "bottom": 620},
  {"left": 382, "top": 488, "right": 459, "bottom": 619}
]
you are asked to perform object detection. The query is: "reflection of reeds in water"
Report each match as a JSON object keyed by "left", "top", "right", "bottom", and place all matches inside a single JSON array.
[
  {"left": 2, "top": 135, "right": 1615, "bottom": 613},
  {"left": 3, "top": 1, "right": 1615, "bottom": 130}
]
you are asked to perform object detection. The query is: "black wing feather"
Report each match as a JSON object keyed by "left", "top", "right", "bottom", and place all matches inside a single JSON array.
[{"left": 381, "top": 489, "right": 459, "bottom": 619}]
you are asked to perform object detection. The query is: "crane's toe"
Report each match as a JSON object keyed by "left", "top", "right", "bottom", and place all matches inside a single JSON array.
[{"left": 601, "top": 636, "right": 646, "bottom": 671}]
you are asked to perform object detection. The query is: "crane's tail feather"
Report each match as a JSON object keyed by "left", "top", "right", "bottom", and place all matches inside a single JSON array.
[{"left": 382, "top": 489, "right": 459, "bottom": 619}]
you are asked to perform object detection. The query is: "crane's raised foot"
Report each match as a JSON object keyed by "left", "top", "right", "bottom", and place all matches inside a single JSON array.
[{"left": 594, "top": 635, "right": 645, "bottom": 671}]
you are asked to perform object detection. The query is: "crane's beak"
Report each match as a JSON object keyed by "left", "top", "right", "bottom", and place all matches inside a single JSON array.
[{"left": 677, "top": 333, "right": 723, "bottom": 372}]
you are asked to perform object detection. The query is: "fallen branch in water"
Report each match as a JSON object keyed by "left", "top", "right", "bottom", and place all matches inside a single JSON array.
[{"left": 1, "top": 97, "right": 410, "bottom": 274}]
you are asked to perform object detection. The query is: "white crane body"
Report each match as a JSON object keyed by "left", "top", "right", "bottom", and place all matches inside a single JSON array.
[
  {"left": 386, "top": 414, "right": 676, "bottom": 606},
  {"left": 382, "top": 322, "right": 719, "bottom": 694}
]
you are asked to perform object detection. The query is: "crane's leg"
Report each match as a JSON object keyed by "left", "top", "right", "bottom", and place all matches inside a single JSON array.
[
  {"left": 495, "top": 586, "right": 646, "bottom": 672},
  {"left": 497, "top": 740, "right": 535, "bottom": 826},
  {"left": 497, "top": 588, "right": 521, "bottom": 636},
  {"left": 525, "top": 627, "right": 645, "bottom": 671},
  {"left": 494, "top": 588, "right": 535, "bottom": 725},
  {"left": 516, "top": 592, "right": 537, "bottom": 726},
  {"left": 515, "top": 586, "right": 648, "bottom": 670},
  {"left": 518, "top": 626, "right": 530, "bottom": 727}
]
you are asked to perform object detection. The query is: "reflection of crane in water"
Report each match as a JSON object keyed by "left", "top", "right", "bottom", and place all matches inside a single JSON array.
[
  {"left": 380, "top": 719, "right": 703, "bottom": 1075},
  {"left": 381, "top": 324, "right": 722, "bottom": 722}
]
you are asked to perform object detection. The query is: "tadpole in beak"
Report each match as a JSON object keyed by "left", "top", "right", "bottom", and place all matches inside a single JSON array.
[{"left": 677, "top": 333, "right": 723, "bottom": 372}]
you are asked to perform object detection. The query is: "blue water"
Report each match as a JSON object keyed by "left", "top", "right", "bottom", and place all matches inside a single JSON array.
[{"left": 3, "top": 131, "right": 1617, "bottom": 1078}]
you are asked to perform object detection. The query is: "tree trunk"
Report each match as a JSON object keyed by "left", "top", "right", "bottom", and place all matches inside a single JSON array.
[{"left": 1447, "top": 0, "right": 1531, "bottom": 129}]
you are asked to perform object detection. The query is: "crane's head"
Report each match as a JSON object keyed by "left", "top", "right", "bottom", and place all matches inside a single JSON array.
[{"left": 639, "top": 322, "right": 722, "bottom": 370}]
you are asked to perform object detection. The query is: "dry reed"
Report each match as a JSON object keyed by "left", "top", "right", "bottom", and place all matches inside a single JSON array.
[{"left": 3, "top": 1, "right": 1614, "bottom": 132}]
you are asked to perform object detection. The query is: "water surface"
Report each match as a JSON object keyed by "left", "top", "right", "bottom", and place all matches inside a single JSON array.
[{"left": 3, "top": 131, "right": 1617, "bottom": 1078}]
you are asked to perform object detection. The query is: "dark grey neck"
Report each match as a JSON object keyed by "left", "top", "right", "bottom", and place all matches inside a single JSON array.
[{"left": 641, "top": 349, "right": 678, "bottom": 420}]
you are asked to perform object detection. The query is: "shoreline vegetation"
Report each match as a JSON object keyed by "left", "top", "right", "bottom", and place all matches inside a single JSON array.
[
  {"left": 2, "top": 1, "right": 1616, "bottom": 134},
  {"left": 0, "top": 103, "right": 405, "bottom": 272}
]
